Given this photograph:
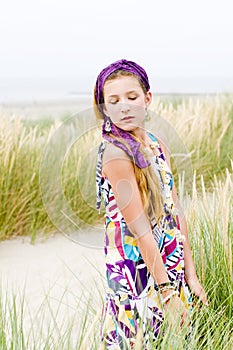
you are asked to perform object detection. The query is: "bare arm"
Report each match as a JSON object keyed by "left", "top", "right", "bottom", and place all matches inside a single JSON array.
[{"left": 102, "top": 143, "right": 170, "bottom": 285}]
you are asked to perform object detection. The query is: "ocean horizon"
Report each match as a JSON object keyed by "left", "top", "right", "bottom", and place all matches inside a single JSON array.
[{"left": 0, "top": 75, "right": 233, "bottom": 104}]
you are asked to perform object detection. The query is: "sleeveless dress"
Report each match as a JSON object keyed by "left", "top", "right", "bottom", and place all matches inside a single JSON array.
[{"left": 96, "top": 132, "right": 193, "bottom": 349}]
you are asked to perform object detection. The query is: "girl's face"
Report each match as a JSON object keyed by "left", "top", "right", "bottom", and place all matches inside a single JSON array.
[{"left": 103, "top": 75, "right": 152, "bottom": 132}]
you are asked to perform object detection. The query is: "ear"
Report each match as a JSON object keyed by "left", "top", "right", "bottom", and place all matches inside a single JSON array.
[{"left": 145, "top": 91, "right": 152, "bottom": 108}]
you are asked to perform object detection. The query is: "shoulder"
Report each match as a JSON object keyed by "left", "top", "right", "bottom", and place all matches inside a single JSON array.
[
  {"left": 102, "top": 142, "right": 134, "bottom": 178},
  {"left": 103, "top": 142, "right": 130, "bottom": 163}
]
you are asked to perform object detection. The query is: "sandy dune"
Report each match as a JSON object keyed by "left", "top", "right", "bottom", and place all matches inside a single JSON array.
[{"left": 0, "top": 233, "right": 105, "bottom": 346}]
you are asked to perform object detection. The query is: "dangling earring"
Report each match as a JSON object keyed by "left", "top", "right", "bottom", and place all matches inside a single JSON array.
[
  {"left": 104, "top": 118, "right": 111, "bottom": 132},
  {"left": 145, "top": 108, "right": 151, "bottom": 121}
]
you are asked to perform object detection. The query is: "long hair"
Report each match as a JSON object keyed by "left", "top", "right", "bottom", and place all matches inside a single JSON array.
[{"left": 94, "top": 70, "right": 164, "bottom": 224}]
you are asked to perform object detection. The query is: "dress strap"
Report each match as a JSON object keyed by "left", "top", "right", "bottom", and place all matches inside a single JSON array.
[
  {"left": 147, "top": 132, "right": 166, "bottom": 161},
  {"left": 147, "top": 132, "right": 158, "bottom": 142},
  {"left": 96, "top": 140, "right": 107, "bottom": 210}
]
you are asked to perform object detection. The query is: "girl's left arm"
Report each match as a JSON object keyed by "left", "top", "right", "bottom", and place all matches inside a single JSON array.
[{"left": 159, "top": 139, "right": 208, "bottom": 306}]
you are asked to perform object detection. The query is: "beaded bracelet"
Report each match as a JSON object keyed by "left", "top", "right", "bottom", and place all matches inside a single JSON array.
[
  {"left": 158, "top": 281, "right": 177, "bottom": 289},
  {"left": 159, "top": 285, "right": 176, "bottom": 294},
  {"left": 155, "top": 281, "right": 178, "bottom": 292},
  {"left": 161, "top": 290, "right": 179, "bottom": 305}
]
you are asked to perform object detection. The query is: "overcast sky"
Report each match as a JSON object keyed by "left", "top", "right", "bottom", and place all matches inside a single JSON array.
[{"left": 0, "top": 0, "right": 233, "bottom": 94}]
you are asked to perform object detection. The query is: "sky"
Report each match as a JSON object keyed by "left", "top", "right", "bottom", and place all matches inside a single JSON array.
[{"left": 0, "top": 0, "right": 233, "bottom": 95}]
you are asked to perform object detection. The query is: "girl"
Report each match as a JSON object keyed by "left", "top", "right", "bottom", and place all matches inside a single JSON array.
[{"left": 95, "top": 59, "right": 207, "bottom": 349}]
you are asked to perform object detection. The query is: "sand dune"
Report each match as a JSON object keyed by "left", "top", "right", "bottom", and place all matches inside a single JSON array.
[{"left": 0, "top": 233, "right": 105, "bottom": 346}]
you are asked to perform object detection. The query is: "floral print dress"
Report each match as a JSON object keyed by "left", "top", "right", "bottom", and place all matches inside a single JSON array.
[{"left": 96, "top": 132, "right": 192, "bottom": 349}]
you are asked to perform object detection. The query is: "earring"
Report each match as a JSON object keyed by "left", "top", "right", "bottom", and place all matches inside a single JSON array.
[
  {"left": 104, "top": 118, "right": 111, "bottom": 132},
  {"left": 145, "top": 108, "right": 151, "bottom": 121}
]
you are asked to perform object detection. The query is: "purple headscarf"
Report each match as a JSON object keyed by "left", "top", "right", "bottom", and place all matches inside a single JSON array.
[{"left": 95, "top": 59, "right": 151, "bottom": 168}]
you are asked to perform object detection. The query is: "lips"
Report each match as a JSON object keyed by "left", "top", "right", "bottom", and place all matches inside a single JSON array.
[{"left": 121, "top": 116, "right": 134, "bottom": 121}]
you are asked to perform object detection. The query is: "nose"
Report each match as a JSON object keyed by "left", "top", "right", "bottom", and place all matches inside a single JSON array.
[{"left": 120, "top": 101, "right": 130, "bottom": 114}]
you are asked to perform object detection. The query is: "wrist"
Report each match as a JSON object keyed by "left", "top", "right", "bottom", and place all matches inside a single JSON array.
[
  {"left": 185, "top": 273, "right": 198, "bottom": 282},
  {"left": 156, "top": 281, "right": 178, "bottom": 299},
  {"left": 160, "top": 290, "right": 179, "bottom": 306},
  {"left": 160, "top": 289, "right": 175, "bottom": 298},
  {"left": 185, "top": 269, "right": 197, "bottom": 281},
  {"left": 156, "top": 277, "right": 170, "bottom": 285}
]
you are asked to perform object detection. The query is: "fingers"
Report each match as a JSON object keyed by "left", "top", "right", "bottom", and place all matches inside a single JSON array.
[
  {"left": 188, "top": 277, "right": 209, "bottom": 307},
  {"left": 192, "top": 286, "right": 208, "bottom": 306},
  {"left": 200, "top": 289, "right": 208, "bottom": 306},
  {"left": 179, "top": 308, "right": 191, "bottom": 329},
  {"left": 165, "top": 298, "right": 190, "bottom": 330},
  {"left": 179, "top": 310, "right": 186, "bottom": 328},
  {"left": 168, "top": 309, "right": 189, "bottom": 330}
]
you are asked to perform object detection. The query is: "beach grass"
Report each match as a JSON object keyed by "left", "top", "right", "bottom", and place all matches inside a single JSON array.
[
  {"left": 0, "top": 94, "right": 232, "bottom": 348},
  {"left": 151, "top": 93, "right": 233, "bottom": 189},
  {"left": 0, "top": 93, "right": 232, "bottom": 241},
  {"left": 0, "top": 177, "right": 232, "bottom": 348}
]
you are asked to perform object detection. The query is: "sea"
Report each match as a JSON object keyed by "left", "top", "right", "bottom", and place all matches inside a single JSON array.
[{"left": 0, "top": 76, "right": 233, "bottom": 105}]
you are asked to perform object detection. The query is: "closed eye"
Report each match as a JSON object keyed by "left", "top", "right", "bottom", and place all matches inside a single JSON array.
[{"left": 108, "top": 100, "right": 118, "bottom": 104}]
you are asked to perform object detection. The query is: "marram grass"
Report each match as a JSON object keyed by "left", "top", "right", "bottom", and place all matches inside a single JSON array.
[
  {"left": 151, "top": 93, "right": 233, "bottom": 189},
  {"left": 0, "top": 94, "right": 232, "bottom": 241},
  {"left": 0, "top": 181, "right": 232, "bottom": 349},
  {"left": 0, "top": 94, "right": 232, "bottom": 348}
]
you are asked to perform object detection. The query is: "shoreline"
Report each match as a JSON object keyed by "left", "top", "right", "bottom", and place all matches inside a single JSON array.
[
  {"left": 1, "top": 92, "right": 230, "bottom": 120},
  {"left": 0, "top": 91, "right": 227, "bottom": 106}
]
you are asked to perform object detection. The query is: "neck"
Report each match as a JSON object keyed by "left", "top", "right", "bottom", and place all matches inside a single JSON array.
[{"left": 132, "top": 127, "right": 148, "bottom": 142}]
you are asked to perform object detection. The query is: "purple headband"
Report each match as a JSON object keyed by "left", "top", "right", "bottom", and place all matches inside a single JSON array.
[
  {"left": 95, "top": 59, "right": 150, "bottom": 106},
  {"left": 95, "top": 59, "right": 151, "bottom": 168}
]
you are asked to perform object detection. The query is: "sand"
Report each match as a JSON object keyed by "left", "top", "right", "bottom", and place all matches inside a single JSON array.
[{"left": 0, "top": 232, "right": 105, "bottom": 346}]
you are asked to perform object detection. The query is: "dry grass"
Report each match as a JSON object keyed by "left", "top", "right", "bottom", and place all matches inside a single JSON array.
[{"left": 0, "top": 94, "right": 232, "bottom": 349}]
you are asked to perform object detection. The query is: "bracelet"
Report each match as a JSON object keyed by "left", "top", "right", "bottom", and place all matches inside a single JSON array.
[
  {"left": 158, "top": 281, "right": 177, "bottom": 289},
  {"left": 159, "top": 285, "right": 176, "bottom": 294},
  {"left": 155, "top": 281, "right": 178, "bottom": 292},
  {"left": 161, "top": 290, "right": 179, "bottom": 305}
]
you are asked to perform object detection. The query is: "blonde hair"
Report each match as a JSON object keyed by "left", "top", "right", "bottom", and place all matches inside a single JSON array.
[{"left": 94, "top": 70, "right": 164, "bottom": 224}]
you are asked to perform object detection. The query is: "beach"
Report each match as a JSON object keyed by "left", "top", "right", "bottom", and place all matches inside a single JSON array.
[{"left": 0, "top": 232, "right": 105, "bottom": 346}]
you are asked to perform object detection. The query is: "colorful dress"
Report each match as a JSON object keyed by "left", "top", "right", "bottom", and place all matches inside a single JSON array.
[{"left": 96, "top": 132, "right": 192, "bottom": 349}]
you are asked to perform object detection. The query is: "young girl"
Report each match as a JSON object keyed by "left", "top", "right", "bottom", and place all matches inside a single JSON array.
[{"left": 94, "top": 59, "right": 207, "bottom": 349}]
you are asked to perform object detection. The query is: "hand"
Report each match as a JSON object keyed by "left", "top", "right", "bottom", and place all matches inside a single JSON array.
[
  {"left": 163, "top": 294, "right": 190, "bottom": 330},
  {"left": 186, "top": 274, "right": 208, "bottom": 306}
]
